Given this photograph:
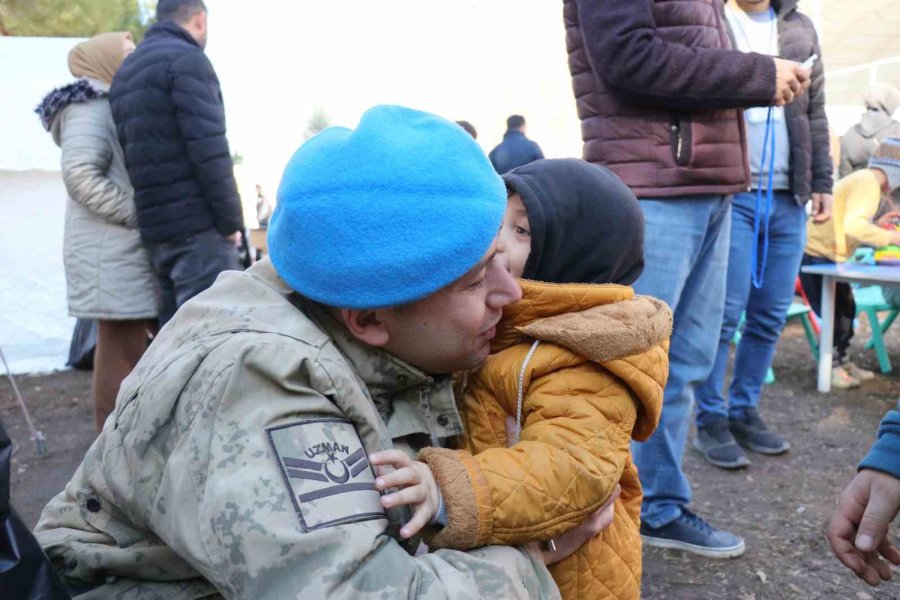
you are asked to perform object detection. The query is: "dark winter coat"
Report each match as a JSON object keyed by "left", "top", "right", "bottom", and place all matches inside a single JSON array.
[
  {"left": 489, "top": 130, "right": 544, "bottom": 174},
  {"left": 725, "top": 0, "right": 833, "bottom": 203},
  {"left": 109, "top": 21, "right": 244, "bottom": 244},
  {"left": 564, "top": 0, "right": 776, "bottom": 199}
]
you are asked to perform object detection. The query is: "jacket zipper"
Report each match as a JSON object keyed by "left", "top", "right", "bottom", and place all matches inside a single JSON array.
[
  {"left": 670, "top": 119, "right": 688, "bottom": 165},
  {"left": 672, "top": 122, "right": 685, "bottom": 163}
]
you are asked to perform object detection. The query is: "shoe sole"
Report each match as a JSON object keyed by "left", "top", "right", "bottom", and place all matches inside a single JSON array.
[
  {"left": 832, "top": 383, "right": 861, "bottom": 390},
  {"left": 736, "top": 439, "right": 790, "bottom": 456},
  {"left": 692, "top": 439, "right": 750, "bottom": 470},
  {"left": 641, "top": 534, "right": 746, "bottom": 559}
]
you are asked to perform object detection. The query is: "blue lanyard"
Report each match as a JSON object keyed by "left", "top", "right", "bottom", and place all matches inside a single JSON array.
[{"left": 751, "top": 107, "right": 776, "bottom": 289}]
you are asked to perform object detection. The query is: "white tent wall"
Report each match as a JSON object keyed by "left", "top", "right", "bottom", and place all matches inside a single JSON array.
[
  {"left": 0, "top": 171, "right": 71, "bottom": 374},
  {"left": 0, "top": 37, "right": 85, "bottom": 374}
]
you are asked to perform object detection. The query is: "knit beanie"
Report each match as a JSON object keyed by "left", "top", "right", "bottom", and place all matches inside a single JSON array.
[
  {"left": 267, "top": 105, "right": 506, "bottom": 309},
  {"left": 869, "top": 137, "right": 900, "bottom": 192}
]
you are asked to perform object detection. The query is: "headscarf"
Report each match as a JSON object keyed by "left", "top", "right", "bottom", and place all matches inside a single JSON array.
[
  {"left": 502, "top": 158, "right": 644, "bottom": 286},
  {"left": 863, "top": 84, "right": 900, "bottom": 117},
  {"left": 67, "top": 32, "right": 133, "bottom": 85}
]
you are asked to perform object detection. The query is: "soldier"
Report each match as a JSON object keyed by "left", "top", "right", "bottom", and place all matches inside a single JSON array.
[{"left": 34, "top": 106, "right": 592, "bottom": 599}]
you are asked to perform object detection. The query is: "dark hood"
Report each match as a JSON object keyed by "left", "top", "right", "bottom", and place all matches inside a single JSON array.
[{"left": 502, "top": 158, "right": 644, "bottom": 286}]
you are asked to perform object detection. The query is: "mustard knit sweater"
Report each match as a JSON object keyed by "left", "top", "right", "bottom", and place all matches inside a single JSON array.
[{"left": 806, "top": 169, "right": 892, "bottom": 262}]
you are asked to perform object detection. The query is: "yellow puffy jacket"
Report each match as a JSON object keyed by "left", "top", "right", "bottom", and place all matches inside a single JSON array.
[{"left": 420, "top": 280, "right": 671, "bottom": 600}]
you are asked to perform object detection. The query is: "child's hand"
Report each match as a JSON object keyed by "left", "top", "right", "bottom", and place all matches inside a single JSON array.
[
  {"left": 877, "top": 211, "right": 900, "bottom": 230},
  {"left": 369, "top": 449, "right": 441, "bottom": 539}
]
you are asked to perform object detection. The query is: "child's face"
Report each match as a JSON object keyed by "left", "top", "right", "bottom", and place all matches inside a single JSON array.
[{"left": 500, "top": 193, "right": 531, "bottom": 278}]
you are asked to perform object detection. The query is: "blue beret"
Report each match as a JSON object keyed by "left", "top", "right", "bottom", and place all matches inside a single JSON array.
[{"left": 268, "top": 105, "right": 505, "bottom": 308}]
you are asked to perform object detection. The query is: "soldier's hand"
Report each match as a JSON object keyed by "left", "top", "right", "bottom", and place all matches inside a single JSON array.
[
  {"left": 371, "top": 449, "right": 441, "bottom": 539},
  {"left": 541, "top": 485, "right": 620, "bottom": 565},
  {"left": 826, "top": 469, "right": 900, "bottom": 586}
]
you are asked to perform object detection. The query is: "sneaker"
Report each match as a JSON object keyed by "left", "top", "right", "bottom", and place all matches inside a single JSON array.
[
  {"left": 694, "top": 415, "right": 750, "bottom": 469},
  {"left": 641, "top": 508, "right": 746, "bottom": 559},
  {"left": 729, "top": 408, "right": 790, "bottom": 455},
  {"left": 831, "top": 365, "right": 861, "bottom": 389},
  {"left": 844, "top": 361, "right": 876, "bottom": 382}
]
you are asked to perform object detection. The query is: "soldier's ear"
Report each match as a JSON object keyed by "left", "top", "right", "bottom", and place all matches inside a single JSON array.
[{"left": 340, "top": 309, "right": 391, "bottom": 348}]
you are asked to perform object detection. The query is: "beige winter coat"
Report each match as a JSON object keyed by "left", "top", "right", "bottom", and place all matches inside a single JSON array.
[{"left": 51, "top": 80, "right": 158, "bottom": 319}]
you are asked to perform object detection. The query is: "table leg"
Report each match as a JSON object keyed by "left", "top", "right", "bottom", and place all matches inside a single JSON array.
[{"left": 817, "top": 275, "right": 836, "bottom": 393}]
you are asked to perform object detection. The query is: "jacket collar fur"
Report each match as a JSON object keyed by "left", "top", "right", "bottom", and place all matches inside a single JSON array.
[{"left": 36, "top": 78, "right": 107, "bottom": 132}]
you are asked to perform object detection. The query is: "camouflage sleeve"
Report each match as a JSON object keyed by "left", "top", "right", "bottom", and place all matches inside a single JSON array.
[{"left": 163, "top": 343, "right": 559, "bottom": 600}]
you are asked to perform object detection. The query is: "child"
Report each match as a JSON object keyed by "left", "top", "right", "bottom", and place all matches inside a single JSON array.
[
  {"left": 801, "top": 138, "right": 900, "bottom": 388},
  {"left": 373, "top": 158, "right": 670, "bottom": 600}
]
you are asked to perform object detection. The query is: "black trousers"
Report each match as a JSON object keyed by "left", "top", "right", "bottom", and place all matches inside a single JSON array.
[
  {"left": 148, "top": 228, "right": 241, "bottom": 326},
  {"left": 799, "top": 254, "right": 856, "bottom": 365}
]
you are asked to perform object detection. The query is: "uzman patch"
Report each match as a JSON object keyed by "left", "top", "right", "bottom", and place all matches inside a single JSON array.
[{"left": 266, "top": 418, "right": 385, "bottom": 531}]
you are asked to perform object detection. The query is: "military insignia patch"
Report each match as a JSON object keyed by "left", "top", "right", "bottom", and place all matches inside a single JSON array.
[{"left": 266, "top": 418, "right": 385, "bottom": 531}]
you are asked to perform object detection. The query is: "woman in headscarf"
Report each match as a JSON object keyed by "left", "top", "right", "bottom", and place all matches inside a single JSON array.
[
  {"left": 36, "top": 32, "right": 158, "bottom": 432},
  {"left": 840, "top": 84, "right": 900, "bottom": 178}
]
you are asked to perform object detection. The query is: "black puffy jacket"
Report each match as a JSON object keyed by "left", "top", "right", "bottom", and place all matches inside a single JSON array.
[{"left": 110, "top": 21, "right": 244, "bottom": 244}]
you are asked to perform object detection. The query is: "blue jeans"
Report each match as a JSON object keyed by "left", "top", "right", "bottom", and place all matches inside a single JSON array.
[
  {"left": 696, "top": 191, "right": 806, "bottom": 425},
  {"left": 631, "top": 196, "right": 731, "bottom": 528}
]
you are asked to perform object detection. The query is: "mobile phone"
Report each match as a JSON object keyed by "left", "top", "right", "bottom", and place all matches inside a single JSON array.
[{"left": 801, "top": 54, "right": 818, "bottom": 70}]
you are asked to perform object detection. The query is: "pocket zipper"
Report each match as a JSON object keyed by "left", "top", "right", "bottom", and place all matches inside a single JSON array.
[{"left": 671, "top": 123, "right": 685, "bottom": 163}]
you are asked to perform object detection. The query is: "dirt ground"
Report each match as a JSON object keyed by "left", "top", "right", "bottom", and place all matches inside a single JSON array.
[{"left": 2, "top": 320, "right": 900, "bottom": 599}]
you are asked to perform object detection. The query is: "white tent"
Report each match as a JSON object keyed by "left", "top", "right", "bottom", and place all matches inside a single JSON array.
[{"left": 0, "top": 37, "right": 85, "bottom": 374}]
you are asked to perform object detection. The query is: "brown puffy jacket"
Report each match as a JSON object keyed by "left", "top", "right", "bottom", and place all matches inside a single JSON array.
[
  {"left": 564, "top": 0, "right": 776, "bottom": 198},
  {"left": 420, "top": 280, "right": 671, "bottom": 600}
]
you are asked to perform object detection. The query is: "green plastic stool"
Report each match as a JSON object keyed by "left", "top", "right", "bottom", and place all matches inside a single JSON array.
[
  {"left": 854, "top": 286, "right": 899, "bottom": 374},
  {"left": 734, "top": 302, "right": 819, "bottom": 385}
]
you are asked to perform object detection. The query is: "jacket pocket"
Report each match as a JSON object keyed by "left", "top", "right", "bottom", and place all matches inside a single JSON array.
[{"left": 669, "top": 114, "right": 693, "bottom": 167}]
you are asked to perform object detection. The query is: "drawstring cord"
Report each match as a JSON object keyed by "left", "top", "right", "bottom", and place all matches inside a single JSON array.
[
  {"left": 513, "top": 339, "right": 555, "bottom": 554},
  {"left": 513, "top": 340, "right": 541, "bottom": 445},
  {"left": 751, "top": 106, "right": 777, "bottom": 289}
]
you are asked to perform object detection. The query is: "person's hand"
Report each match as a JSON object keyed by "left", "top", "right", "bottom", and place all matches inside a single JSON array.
[
  {"left": 826, "top": 468, "right": 900, "bottom": 586},
  {"left": 369, "top": 449, "right": 441, "bottom": 540},
  {"left": 225, "top": 230, "right": 242, "bottom": 247},
  {"left": 877, "top": 210, "right": 900, "bottom": 230},
  {"left": 890, "top": 231, "right": 900, "bottom": 247},
  {"left": 539, "top": 485, "right": 621, "bottom": 565},
  {"left": 811, "top": 193, "right": 833, "bottom": 224},
  {"left": 773, "top": 58, "right": 811, "bottom": 107},
  {"left": 503, "top": 413, "right": 619, "bottom": 563}
]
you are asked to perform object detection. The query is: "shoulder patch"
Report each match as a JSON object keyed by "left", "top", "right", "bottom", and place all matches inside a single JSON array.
[{"left": 266, "top": 418, "right": 385, "bottom": 532}]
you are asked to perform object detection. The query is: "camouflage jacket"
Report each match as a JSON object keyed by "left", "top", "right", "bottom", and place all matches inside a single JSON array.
[{"left": 34, "top": 260, "right": 559, "bottom": 600}]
